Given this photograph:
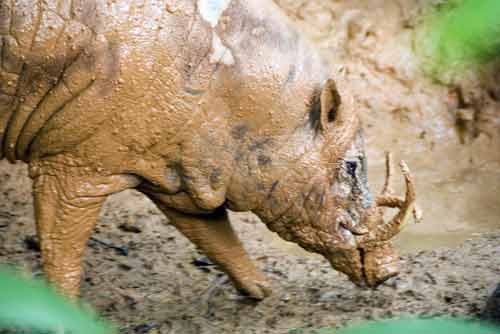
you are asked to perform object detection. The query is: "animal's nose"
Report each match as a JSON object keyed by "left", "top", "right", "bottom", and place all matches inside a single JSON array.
[{"left": 362, "top": 244, "right": 400, "bottom": 288}]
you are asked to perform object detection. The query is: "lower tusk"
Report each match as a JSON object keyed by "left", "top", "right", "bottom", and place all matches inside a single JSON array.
[
  {"left": 400, "top": 160, "right": 416, "bottom": 214},
  {"left": 376, "top": 195, "right": 423, "bottom": 224},
  {"left": 337, "top": 210, "right": 369, "bottom": 235},
  {"left": 357, "top": 158, "right": 420, "bottom": 244},
  {"left": 376, "top": 194, "right": 403, "bottom": 208},
  {"left": 339, "top": 219, "right": 369, "bottom": 235}
]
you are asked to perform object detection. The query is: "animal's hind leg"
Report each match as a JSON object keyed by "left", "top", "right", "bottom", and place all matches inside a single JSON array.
[
  {"left": 149, "top": 196, "right": 272, "bottom": 300},
  {"left": 31, "top": 162, "right": 138, "bottom": 297}
]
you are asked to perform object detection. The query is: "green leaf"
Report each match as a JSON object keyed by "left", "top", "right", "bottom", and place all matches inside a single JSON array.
[
  {"left": 0, "top": 267, "right": 115, "bottom": 334},
  {"left": 336, "top": 317, "right": 500, "bottom": 334},
  {"left": 415, "top": 0, "right": 500, "bottom": 78}
]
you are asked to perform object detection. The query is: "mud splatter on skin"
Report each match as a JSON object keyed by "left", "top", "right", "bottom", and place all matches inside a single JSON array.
[
  {"left": 0, "top": 0, "right": 417, "bottom": 303},
  {"left": 209, "top": 33, "right": 234, "bottom": 65},
  {"left": 1, "top": 0, "right": 499, "bottom": 332},
  {"left": 230, "top": 124, "right": 248, "bottom": 140},
  {"left": 198, "top": 0, "right": 232, "bottom": 28}
]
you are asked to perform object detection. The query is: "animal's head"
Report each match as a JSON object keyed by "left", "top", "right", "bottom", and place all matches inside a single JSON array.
[{"left": 243, "top": 79, "right": 418, "bottom": 288}]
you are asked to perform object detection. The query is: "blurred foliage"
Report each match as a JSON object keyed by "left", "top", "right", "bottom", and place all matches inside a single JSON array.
[
  {"left": 415, "top": 0, "right": 500, "bottom": 79},
  {"left": 0, "top": 267, "right": 114, "bottom": 334},
  {"left": 289, "top": 317, "right": 500, "bottom": 334},
  {"left": 334, "top": 317, "right": 500, "bottom": 334}
]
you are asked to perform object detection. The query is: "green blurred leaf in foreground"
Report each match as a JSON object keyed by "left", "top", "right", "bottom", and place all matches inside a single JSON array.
[
  {"left": 415, "top": 0, "right": 500, "bottom": 77},
  {"left": 334, "top": 317, "right": 500, "bottom": 334},
  {"left": 0, "top": 267, "right": 114, "bottom": 334}
]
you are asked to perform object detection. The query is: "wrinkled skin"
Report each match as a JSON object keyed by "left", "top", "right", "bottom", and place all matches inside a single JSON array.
[{"left": 0, "top": 0, "right": 419, "bottom": 299}]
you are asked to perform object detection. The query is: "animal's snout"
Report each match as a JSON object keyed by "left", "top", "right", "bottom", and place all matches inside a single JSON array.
[{"left": 361, "top": 243, "right": 400, "bottom": 288}]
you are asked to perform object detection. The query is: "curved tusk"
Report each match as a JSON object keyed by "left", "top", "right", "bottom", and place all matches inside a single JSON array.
[
  {"left": 381, "top": 152, "right": 394, "bottom": 196},
  {"left": 357, "top": 158, "right": 421, "bottom": 245},
  {"left": 372, "top": 160, "right": 417, "bottom": 241},
  {"left": 338, "top": 218, "right": 370, "bottom": 235},
  {"left": 376, "top": 194, "right": 402, "bottom": 208},
  {"left": 376, "top": 195, "right": 423, "bottom": 224},
  {"left": 400, "top": 160, "right": 415, "bottom": 201}
]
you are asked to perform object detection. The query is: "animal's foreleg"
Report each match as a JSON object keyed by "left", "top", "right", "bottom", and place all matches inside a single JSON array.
[
  {"left": 32, "top": 164, "right": 138, "bottom": 298},
  {"left": 152, "top": 200, "right": 272, "bottom": 300}
]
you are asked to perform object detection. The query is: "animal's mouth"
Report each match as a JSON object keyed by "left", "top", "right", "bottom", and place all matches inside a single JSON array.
[
  {"left": 326, "top": 243, "right": 398, "bottom": 288},
  {"left": 358, "top": 243, "right": 399, "bottom": 287},
  {"left": 332, "top": 153, "right": 421, "bottom": 288}
]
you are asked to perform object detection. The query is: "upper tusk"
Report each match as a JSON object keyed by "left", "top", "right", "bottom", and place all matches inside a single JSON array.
[
  {"left": 376, "top": 156, "right": 422, "bottom": 224},
  {"left": 357, "top": 158, "right": 421, "bottom": 244},
  {"left": 336, "top": 210, "right": 370, "bottom": 235},
  {"left": 381, "top": 152, "right": 394, "bottom": 196},
  {"left": 400, "top": 160, "right": 416, "bottom": 207},
  {"left": 368, "top": 160, "right": 417, "bottom": 242},
  {"left": 376, "top": 195, "right": 423, "bottom": 224},
  {"left": 376, "top": 194, "right": 403, "bottom": 208}
]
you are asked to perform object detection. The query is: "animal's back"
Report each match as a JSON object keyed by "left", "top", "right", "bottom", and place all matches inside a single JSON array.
[
  {"left": 0, "top": 0, "right": 100, "bottom": 161},
  {"left": 0, "top": 0, "right": 324, "bottom": 177},
  {"left": 0, "top": 0, "right": 199, "bottom": 163}
]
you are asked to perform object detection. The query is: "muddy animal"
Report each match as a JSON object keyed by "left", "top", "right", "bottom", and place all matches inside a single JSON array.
[{"left": 0, "top": 0, "right": 419, "bottom": 299}]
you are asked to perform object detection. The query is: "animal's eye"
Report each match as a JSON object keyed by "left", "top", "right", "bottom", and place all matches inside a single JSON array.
[{"left": 346, "top": 161, "right": 357, "bottom": 178}]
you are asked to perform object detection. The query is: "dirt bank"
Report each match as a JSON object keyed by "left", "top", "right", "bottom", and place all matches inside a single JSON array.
[{"left": 1, "top": 0, "right": 500, "bottom": 333}]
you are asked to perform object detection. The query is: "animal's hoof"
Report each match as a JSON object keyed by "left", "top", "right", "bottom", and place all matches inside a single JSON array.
[{"left": 234, "top": 274, "right": 273, "bottom": 300}]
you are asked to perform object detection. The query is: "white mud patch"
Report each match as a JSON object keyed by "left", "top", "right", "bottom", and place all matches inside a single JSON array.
[
  {"left": 210, "top": 33, "right": 235, "bottom": 65},
  {"left": 198, "top": 0, "right": 232, "bottom": 27}
]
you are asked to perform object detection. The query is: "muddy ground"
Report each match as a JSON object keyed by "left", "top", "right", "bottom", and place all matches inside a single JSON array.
[
  {"left": 0, "top": 171, "right": 499, "bottom": 333},
  {"left": 1, "top": 0, "right": 500, "bottom": 333}
]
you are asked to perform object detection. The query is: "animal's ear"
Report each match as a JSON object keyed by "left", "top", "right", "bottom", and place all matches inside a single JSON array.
[{"left": 320, "top": 79, "right": 341, "bottom": 132}]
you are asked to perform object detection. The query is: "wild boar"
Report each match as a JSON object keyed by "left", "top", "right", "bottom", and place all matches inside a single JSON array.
[{"left": 0, "top": 0, "right": 418, "bottom": 299}]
